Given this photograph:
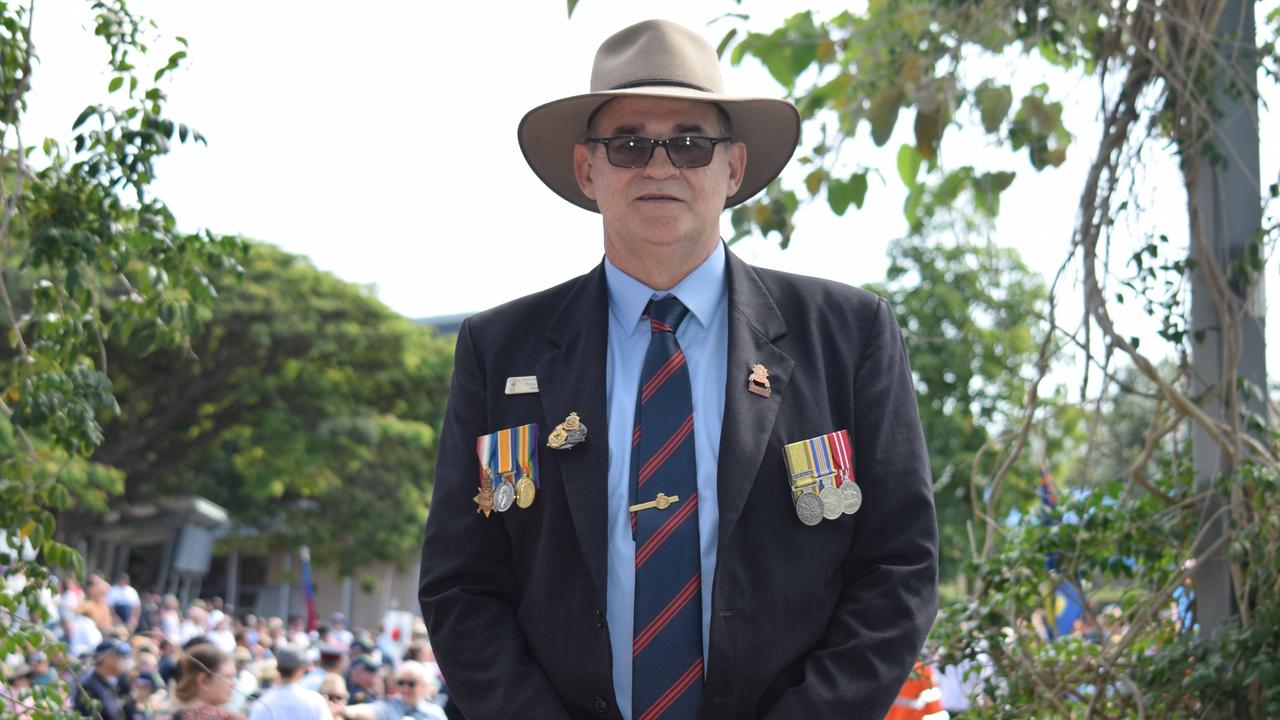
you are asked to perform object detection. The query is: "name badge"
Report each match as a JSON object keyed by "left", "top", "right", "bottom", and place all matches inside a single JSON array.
[{"left": 505, "top": 376, "right": 539, "bottom": 395}]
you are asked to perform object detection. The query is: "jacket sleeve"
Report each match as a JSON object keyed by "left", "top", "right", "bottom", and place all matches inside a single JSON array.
[
  {"left": 418, "top": 319, "right": 572, "bottom": 720},
  {"left": 761, "top": 296, "right": 939, "bottom": 719}
]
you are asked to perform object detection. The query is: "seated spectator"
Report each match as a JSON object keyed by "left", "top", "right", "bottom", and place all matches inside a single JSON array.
[
  {"left": 171, "top": 643, "right": 242, "bottom": 720},
  {"left": 246, "top": 645, "right": 331, "bottom": 720},
  {"left": 73, "top": 639, "right": 131, "bottom": 720},
  {"left": 26, "top": 651, "right": 56, "bottom": 687},
  {"left": 345, "top": 656, "right": 382, "bottom": 706},
  {"left": 343, "top": 661, "right": 445, "bottom": 720},
  {"left": 319, "top": 673, "right": 349, "bottom": 718}
]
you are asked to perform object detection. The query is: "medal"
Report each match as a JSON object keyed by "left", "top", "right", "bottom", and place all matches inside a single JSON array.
[
  {"left": 494, "top": 477, "right": 516, "bottom": 512},
  {"left": 515, "top": 476, "right": 536, "bottom": 508},
  {"left": 840, "top": 481, "right": 862, "bottom": 514},
  {"left": 794, "top": 490, "right": 823, "bottom": 526},
  {"left": 473, "top": 482, "right": 495, "bottom": 517},
  {"left": 818, "top": 481, "right": 842, "bottom": 521}
]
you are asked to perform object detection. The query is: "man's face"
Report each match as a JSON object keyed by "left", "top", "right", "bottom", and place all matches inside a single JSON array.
[
  {"left": 573, "top": 96, "right": 746, "bottom": 268},
  {"left": 393, "top": 672, "right": 429, "bottom": 704}
]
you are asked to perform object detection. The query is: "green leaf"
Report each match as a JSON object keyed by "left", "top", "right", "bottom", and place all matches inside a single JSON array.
[
  {"left": 73, "top": 106, "right": 95, "bottom": 130},
  {"left": 804, "top": 169, "right": 827, "bottom": 195},
  {"left": 869, "top": 88, "right": 903, "bottom": 146},
  {"left": 716, "top": 29, "right": 738, "bottom": 59},
  {"left": 828, "top": 172, "right": 869, "bottom": 216},
  {"left": 567, "top": 0, "right": 579, "bottom": 17},
  {"left": 829, "top": 178, "right": 854, "bottom": 215},
  {"left": 108, "top": 76, "right": 123, "bottom": 92},
  {"left": 914, "top": 109, "right": 943, "bottom": 162},
  {"left": 848, "top": 172, "right": 868, "bottom": 208},
  {"left": 897, "top": 144, "right": 921, "bottom": 187},
  {"left": 975, "top": 82, "right": 1013, "bottom": 134}
]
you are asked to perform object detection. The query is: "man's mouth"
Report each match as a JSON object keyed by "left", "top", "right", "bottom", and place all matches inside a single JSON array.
[{"left": 636, "top": 193, "right": 682, "bottom": 202}]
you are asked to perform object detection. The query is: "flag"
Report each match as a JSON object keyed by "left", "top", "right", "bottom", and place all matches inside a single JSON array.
[
  {"left": 1039, "top": 462, "right": 1082, "bottom": 640},
  {"left": 300, "top": 546, "right": 318, "bottom": 633}
]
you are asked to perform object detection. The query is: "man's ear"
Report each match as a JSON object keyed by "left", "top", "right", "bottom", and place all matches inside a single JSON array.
[
  {"left": 573, "top": 144, "right": 597, "bottom": 201},
  {"left": 725, "top": 141, "right": 747, "bottom": 199}
]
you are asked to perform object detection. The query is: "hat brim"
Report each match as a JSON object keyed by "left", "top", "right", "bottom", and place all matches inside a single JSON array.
[{"left": 518, "top": 85, "right": 800, "bottom": 212}]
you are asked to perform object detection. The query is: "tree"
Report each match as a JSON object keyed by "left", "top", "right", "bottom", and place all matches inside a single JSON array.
[
  {"left": 2, "top": 2, "right": 243, "bottom": 716},
  {"left": 83, "top": 242, "right": 455, "bottom": 571},
  {"left": 866, "top": 236, "right": 1075, "bottom": 582}
]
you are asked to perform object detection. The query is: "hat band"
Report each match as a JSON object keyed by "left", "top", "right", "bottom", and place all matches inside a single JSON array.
[{"left": 609, "top": 79, "right": 714, "bottom": 93}]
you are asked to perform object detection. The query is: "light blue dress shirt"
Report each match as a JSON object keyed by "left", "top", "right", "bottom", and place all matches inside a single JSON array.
[{"left": 603, "top": 242, "right": 728, "bottom": 719}]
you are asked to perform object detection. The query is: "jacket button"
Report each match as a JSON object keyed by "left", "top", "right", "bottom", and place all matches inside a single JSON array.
[
  {"left": 593, "top": 609, "right": 605, "bottom": 628},
  {"left": 593, "top": 696, "right": 609, "bottom": 714}
]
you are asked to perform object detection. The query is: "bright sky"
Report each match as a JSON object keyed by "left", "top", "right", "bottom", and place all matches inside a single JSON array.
[{"left": 21, "top": 1, "right": 1279, "bottom": 383}]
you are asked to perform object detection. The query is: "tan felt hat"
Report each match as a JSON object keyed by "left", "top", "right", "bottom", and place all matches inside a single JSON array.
[{"left": 518, "top": 19, "right": 801, "bottom": 212}]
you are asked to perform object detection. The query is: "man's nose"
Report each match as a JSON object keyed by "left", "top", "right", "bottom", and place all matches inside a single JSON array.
[{"left": 642, "top": 142, "right": 679, "bottom": 179}]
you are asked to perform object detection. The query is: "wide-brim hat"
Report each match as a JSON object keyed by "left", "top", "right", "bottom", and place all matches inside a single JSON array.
[{"left": 519, "top": 19, "right": 800, "bottom": 213}]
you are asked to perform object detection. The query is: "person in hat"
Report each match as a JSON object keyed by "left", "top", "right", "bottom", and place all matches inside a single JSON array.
[
  {"left": 246, "top": 645, "right": 331, "bottom": 720},
  {"left": 73, "top": 639, "right": 133, "bottom": 720},
  {"left": 345, "top": 656, "right": 382, "bottom": 706},
  {"left": 25, "top": 651, "right": 56, "bottom": 687},
  {"left": 417, "top": 18, "right": 937, "bottom": 720}
]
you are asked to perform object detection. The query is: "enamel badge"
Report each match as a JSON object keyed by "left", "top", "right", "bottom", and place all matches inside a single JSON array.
[
  {"left": 748, "top": 363, "right": 772, "bottom": 397},
  {"left": 547, "top": 411, "right": 587, "bottom": 450}
]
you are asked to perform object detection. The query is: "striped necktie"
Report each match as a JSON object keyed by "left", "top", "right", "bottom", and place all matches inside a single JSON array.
[{"left": 631, "top": 296, "right": 703, "bottom": 720}]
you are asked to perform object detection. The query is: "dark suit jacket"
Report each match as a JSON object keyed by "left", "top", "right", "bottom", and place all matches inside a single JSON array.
[
  {"left": 74, "top": 670, "right": 130, "bottom": 720},
  {"left": 418, "top": 249, "right": 937, "bottom": 719}
]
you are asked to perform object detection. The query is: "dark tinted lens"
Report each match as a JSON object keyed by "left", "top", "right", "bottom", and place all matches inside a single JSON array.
[
  {"left": 607, "top": 137, "right": 654, "bottom": 168},
  {"left": 666, "top": 137, "right": 716, "bottom": 167}
]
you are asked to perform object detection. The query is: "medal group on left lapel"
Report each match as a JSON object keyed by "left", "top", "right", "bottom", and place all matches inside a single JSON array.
[{"left": 474, "top": 423, "right": 540, "bottom": 517}]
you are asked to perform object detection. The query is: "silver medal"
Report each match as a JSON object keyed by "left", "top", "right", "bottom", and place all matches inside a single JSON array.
[
  {"left": 794, "top": 491, "right": 824, "bottom": 526},
  {"left": 819, "top": 485, "right": 843, "bottom": 521},
  {"left": 840, "top": 482, "right": 862, "bottom": 515},
  {"left": 494, "top": 480, "right": 516, "bottom": 512}
]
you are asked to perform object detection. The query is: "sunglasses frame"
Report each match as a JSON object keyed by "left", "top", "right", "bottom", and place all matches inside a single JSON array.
[{"left": 584, "top": 135, "right": 733, "bottom": 169}]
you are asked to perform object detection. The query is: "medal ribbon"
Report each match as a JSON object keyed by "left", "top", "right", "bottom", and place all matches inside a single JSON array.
[
  {"left": 517, "top": 423, "right": 540, "bottom": 487},
  {"left": 784, "top": 440, "right": 817, "bottom": 488},
  {"left": 808, "top": 435, "right": 836, "bottom": 488},
  {"left": 476, "top": 433, "right": 493, "bottom": 489},
  {"left": 825, "top": 429, "right": 854, "bottom": 484},
  {"left": 493, "top": 428, "right": 512, "bottom": 489}
]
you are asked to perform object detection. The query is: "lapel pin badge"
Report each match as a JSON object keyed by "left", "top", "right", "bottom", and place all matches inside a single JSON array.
[
  {"left": 547, "top": 411, "right": 587, "bottom": 450},
  {"left": 748, "top": 363, "right": 772, "bottom": 398}
]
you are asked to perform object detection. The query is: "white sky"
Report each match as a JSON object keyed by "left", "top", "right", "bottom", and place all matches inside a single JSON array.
[{"left": 21, "top": 1, "right": 1279, "bottom": 384}]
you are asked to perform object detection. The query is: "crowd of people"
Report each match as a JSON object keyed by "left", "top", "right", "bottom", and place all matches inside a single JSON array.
[{"left": 1, "top": 573, "right": 457, "bottom": 719}]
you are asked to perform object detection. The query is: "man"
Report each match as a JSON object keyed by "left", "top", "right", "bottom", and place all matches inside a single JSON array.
[
  {"left": 301, "top": 645, "right": 347, "bottom": 692},
  {"left": 247, "top": 645, "right": 332, "bottom": 720},
  {"left": 26, "top": 650, "right": 57, "bottom": 687},
  {"left": 105, "top": 575, "right": 140, "bottom": 632},
  {"left": 345, "top": 656, "right": 382, "bottom": 706},
  {"left": 342, "top": 661, "right": 447, "bottom": 720},
  {"left": 73, "top": 639, "right": 133, "bottom": 720},
  {"left": 418, "top": 18, "right": 937, "bottom": 720}
]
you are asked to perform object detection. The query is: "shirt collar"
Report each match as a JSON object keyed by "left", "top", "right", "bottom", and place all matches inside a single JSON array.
[{"left": 604, "top": 241, "right": 727, "bottom": 337}]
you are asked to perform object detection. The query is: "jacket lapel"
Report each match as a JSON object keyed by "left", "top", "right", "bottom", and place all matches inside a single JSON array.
[
  {"left": 716, "top": 250, "right": 794, "bottom": 547},
  {"left": 536, "top": 263, "right": 611, "bottom": 605}
]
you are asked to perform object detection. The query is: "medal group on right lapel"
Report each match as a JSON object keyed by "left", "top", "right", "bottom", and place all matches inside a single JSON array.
[{"left": 783, "top": 429, "right": 860, "bottom": 526}]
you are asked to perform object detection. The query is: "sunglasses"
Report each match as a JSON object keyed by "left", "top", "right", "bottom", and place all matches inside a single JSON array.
[
  {"left": 585, "top": 136, "right": 732, "bottom": 169},
  {"left": 395, "top": 679, "right": 418, "bottom": 688},
  {"left": 324, "top": 693, "right": 348, "bottom": 702}
]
